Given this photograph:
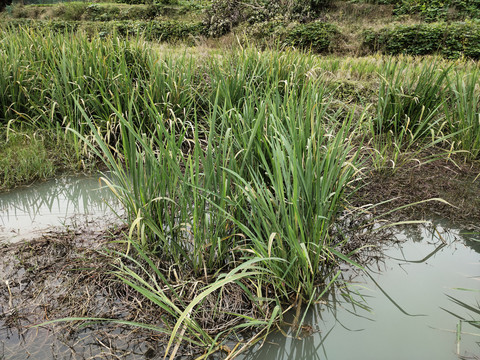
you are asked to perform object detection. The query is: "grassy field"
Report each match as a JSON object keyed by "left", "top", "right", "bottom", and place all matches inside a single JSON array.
[{"left": 1, "top": 1, "right": 480, "bottom": 358}]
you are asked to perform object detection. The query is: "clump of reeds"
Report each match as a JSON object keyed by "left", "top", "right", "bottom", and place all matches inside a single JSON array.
[{"left": 68, "top": 46, "right": 365, "bottom": 356}]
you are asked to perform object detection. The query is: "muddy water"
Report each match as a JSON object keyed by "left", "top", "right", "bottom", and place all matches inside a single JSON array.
[
  {"left": 0, "top": 174, "right": 121, "bottom": 243},
  {"left": 240, "top": 223, "right": 480, "bottom": 360}
]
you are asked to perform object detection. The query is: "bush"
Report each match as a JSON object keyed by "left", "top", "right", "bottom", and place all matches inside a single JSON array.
[
  {"left": 111, "top": 20, "right": 204, "bottom": 41},
  {"left": 114, "top": 0, "right": 148, "bottom": 5},
  {"left": 392, "top": 0, "right": 480, "bottom": 22},
  {"left": 113, "top": 0, "right": 178, "bottom": 3},
  {"left": 363, "top": 21, "right": 480, "bottom": 59},
  {"left": 203, "top": 0, "right": 245, "bottom": 37},
  {"left": 284, "top": 21, "right": 338, "bottom": 53},
  {"left": 1, "top": 0, "right": 12, "bottom": 12},
  {"left": 55, "top": 2, "right": 88, "bottom": 21},
  {"left": 83, "top": 4, "right": 160, "bottom": 21},
  {"left": 292, "top": 0, "right": 334, "bottom": 18},
  {"left": 245, "top": 18, "right": 288, "bottom": 41},
  {"left": 204, "top": 0, "right": 335, "bottom": 37}
]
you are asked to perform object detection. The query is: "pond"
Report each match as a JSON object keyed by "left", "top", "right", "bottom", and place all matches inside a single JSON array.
[
  {"left": 240, "top": 222, "right": 480, "bottom": 360},
  {"left": 0, "top": 176, "right": 478, "bottom": 359},
  {"left": 0, "top": 174, "right": 121, "bottom": 244}
]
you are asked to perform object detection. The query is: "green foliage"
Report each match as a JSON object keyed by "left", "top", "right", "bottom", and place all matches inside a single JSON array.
[
  {"left": 204, "top": 0, "right": 335, "bottom": 37},
  {"left": 113, "top": 0, "right": 178, "bottom": 4},
  {"left": 203, "top": 0, "right": 244, "bottom": 37},
  {"left": 107, "top": 19, "right": 204, "bottom": 40},
  {"left": 0, "top": 0, "right": 12, "bottom": 12},
  {"left": 292, "top": 0, "right": 334, "bottom": 20},
  {"left": 5, "top": 26, "right": 480, "bottom": 354},
  {"left": 0, "top": 25, "right": 194, "bottom": 132},
  {"left": 76, "top": 47, "right": 363, "bottom": 300},
  {"left": 0, "top": 130, "right": 82, "bottom": 190},
  {"left": 285, "top": 21, "right": 338, "bottom": 53},
  {"left": 53, "top": 2, "right": 87, "bottom": 21},
  {"left": 113, "top": 0, "right": 149, "bottom": 5},
  {"left": 363, "top": 21, "right": 480, "bottom": 59},
  {"left": 445, "top": 69, "right": 480, "bottom": 159},
  {"left": 393, "top": 0, "right": 480, "bottom": 21},
  {"left": 393, "top": 0, "right": 449, "bottom": 22},
  {"left": 83, "top": 4, "right": 162, "bottom": 21},
  {"left": 245, "top": 19, "right": 338, "bottom": 53},
  {"left": 6, "top": 1, "right": 203, "bottom": 22},
  {"left": 0, "top": 131, "right": 54, "bottom": 189},
  {"left": 374, "top": 60, "right": 449, "bottom": 144}
]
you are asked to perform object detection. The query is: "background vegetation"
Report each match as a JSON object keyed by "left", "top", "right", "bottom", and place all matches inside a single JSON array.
[{"left": 2, "top": 0, "right": 480, "bottom": 58}]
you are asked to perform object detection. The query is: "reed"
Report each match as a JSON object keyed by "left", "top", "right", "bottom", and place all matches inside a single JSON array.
[{"left": 445, "top": 70, "right": 480, "bottom": 160}]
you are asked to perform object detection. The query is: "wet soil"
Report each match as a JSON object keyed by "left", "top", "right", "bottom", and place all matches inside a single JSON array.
[
  {"left": 0, "top": 222, "right": 266, "bottom": 359},
  {"left": 0, "top": 225, "right": 170, "bottom": 359},
  {"left": 353, "top": 157, "right": 480, "bottom": 227}
]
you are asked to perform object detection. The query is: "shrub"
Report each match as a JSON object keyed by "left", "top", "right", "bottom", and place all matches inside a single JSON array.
[
  {"left": 114, "top": 0, "right": 148, "bottom": 5},
  {"left": 1, "top": 0, "right": 12, "bottom": 12},
  {"left": 284, "top": 21, "right": 338, "bottom": 53},
  {"left": 363, "top": 21, "right": 480, "bottom": 59},
  {"left": 392, "top": 0, "right": 480, "bottom": 21},
  {"left": 111, "top": 20, "right": 204, "bottom": 41},
  {"left": 83, "top": 4, "right": 160, "bottom": 21},
  {"left": 245, "top": 18, "right": 288, "bottom": 42},
  {"left": 292, "top": 0, "right": 334, "bottom": 18},
  {"left": 204, "top": 0, "right": 335, "bottom": 37},
  {"left": 203, "top": 0, "right": 244, "bottom": 37}
]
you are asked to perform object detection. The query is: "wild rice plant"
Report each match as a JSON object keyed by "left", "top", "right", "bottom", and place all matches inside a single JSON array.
[
  {"left": 445, "top": 70, "right": 480, "bottom": 160},
  {"left": 370, "top": 59, "right": 453, "bottom": 169},
  {"left": 0, "top": 26, "right": 197, "bottom": 132},
  {"left": 70, "top": 43, "right": 365, "bottom": 300},
  {"left": 6, "top": 25, "right": 455, "bottom": 355},
  {"left": 204, "top": 73, "right": 363, "bottom": 299},
  {"left": 374, "top": 60, "right": 449, "bottom": 144}
]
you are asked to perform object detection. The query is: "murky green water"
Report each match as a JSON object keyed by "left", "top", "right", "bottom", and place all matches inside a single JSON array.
[
  {"left": 0, "top": 174, "right": 121, "bottom": 243},
  {"left": 240, "top": 223, "right": 480, "bottom": 360}
]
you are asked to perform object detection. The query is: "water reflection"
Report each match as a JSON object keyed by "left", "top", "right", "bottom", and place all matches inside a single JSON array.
[
  {"left": 0, "top": 174, "right": 121, "bottom": 243},
  {"left": 240, "top": 223, "right": 480, "bottom": 360}
]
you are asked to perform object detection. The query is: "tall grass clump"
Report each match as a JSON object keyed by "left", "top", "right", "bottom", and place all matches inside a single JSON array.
[
  {"left": 80, "top": 48, "right": 363, "bottom": 291},
  {"left": 370, "top": 59, "right": 453, "bottom": 168},
  {"left": 68, "top": 47, "right": 366, "bottom": 355},
  {"left": 208, "top": 76, "right": 363, "bottom": 299},
  {"left": 0, "top": 26, "right": 198, "bottom": 137},
  {"left": 445, "top": 69, "right": 480, "bottom": 160}
]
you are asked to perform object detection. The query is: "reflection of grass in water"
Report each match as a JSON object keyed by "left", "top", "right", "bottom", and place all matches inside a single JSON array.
[
  {"left": 441, "top": 290, "right": 480, "bottom": 357},
  {"left": 0, "top": 172, "right": 118, "bottom": 224}
]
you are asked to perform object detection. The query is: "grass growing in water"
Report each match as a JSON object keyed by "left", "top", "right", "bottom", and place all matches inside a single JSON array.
[{"left": 69, "top": 47, "right": 366, "bottom": 356}]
